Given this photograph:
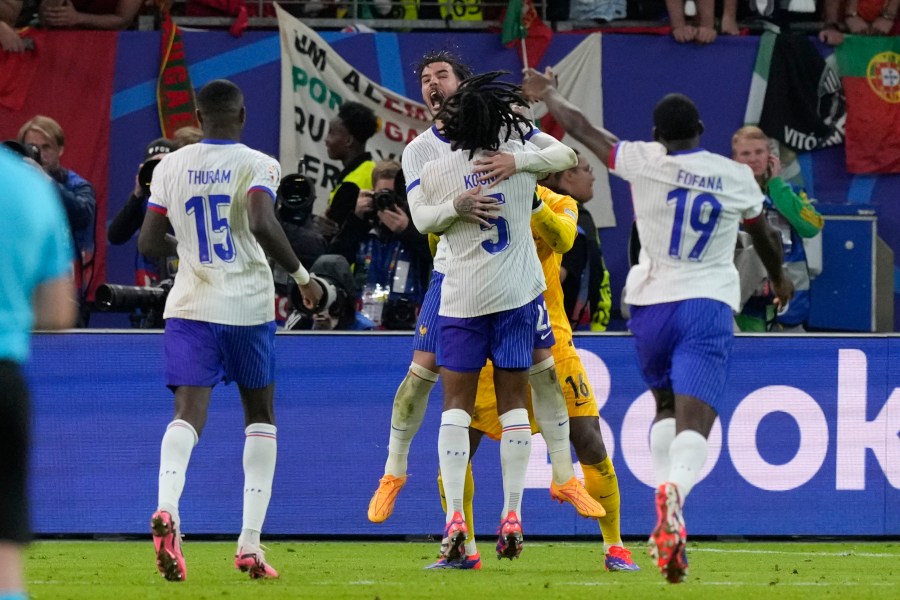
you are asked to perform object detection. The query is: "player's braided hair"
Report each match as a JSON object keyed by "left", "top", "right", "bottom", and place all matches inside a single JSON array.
[{"left": 435, "top": 71, "right": 532, "bottom": 160}]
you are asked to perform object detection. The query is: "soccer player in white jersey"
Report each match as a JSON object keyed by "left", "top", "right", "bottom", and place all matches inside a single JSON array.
[
  {"left": 138, "top": 79, "right": 321, "bottom": 582},
  {"left": 369, "top": 54, "right": 604, "bottom": 545},
  {"left": 522, "top": 69, "right": 793, "bottom": 583},
  {"left": 408, "top": 71, "right": 577, "bottom": 564}
]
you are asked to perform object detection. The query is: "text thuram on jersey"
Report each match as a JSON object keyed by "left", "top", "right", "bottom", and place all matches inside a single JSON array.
[{"left": 187, "top": 169, "right": 232, "bottom": 185}]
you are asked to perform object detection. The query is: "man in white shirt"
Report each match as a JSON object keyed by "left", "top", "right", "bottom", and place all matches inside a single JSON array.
[
  {"left": 139, "top": 79, "right": 321, "bottom": 582},
  {"left": 522, "top": 68, "right": 792, "bottom": 584}
]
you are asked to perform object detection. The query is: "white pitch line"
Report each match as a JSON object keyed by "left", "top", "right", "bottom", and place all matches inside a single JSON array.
[{"left": 691, "top": 548, "right": 900, "bottom": 558}]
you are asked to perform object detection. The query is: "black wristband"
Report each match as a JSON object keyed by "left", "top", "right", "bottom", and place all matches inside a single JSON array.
[{"left": 532, "top": 192, "right": 541, "bottom": 210}]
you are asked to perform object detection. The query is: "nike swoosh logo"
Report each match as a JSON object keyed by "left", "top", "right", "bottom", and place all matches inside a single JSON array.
[
  {"left": 598, "top": 493, "right": 615, "bottom": 499},
  {"left": 540, "top": 330, "right": 552, "bottom": 340},
  {"left": 574, "top": 400, "right": 590, "bottom": 407},
  {"left": 558, "top": 420, "right": 569, "bottom": 427}
]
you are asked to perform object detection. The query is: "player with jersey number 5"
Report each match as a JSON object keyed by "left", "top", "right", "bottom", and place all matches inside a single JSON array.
[
  {"left": 522, "top": 68, "right": 792, "bottom": 584},
  {"left": 138, "top": 79, "right": 322, "bottom": 583},
  {"left": 409, "top": 71, "right": 578, "bottom": 564},
  {"left": 370, "top": 52, "right": 605, "bottom": 536}
]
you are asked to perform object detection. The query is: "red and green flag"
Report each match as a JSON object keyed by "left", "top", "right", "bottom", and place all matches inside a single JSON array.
[
  {"left": 835, "top": 35, "right": 900, "bottom": 174},
  {"left": 157, "top": 10, "right": 200, "bottom": 140},
  {"left": 501, "top": 0, "right": 552, "bottom": 69}
]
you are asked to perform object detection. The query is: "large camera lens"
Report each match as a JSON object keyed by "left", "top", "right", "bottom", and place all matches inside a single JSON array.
[{"left": 95, "top": 283, "right": 168, "bottom": 312}]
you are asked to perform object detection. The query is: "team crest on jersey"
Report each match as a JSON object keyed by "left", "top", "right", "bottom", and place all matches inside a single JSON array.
[
  {"left": 418, "top": 324, "right": 428, "bottom": 336},
  {"left": 267, "top": 163, "right": 279, "bottom": 185}
]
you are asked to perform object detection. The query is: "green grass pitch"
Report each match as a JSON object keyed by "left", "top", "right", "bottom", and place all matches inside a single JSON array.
[{"left": 25, "top": 540, "right": 900, "bottom": 599}]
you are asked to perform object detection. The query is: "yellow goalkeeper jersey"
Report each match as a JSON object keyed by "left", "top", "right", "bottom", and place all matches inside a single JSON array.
[{"left": 531, "top": 185, "right": 579, "bottom": 357}]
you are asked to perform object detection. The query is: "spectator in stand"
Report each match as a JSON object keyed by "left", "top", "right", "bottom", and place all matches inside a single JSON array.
[
  {"left": 819, "top": 0, "right": 899, "bottom": 45},
  {"left": 732, "top": 126, "right": 823, "bottom": 332},
  {"left": 323, "top": 101, "right": 377, "bottom": 228},
  {"left": 38, "top": 0, "right": 143, "bottom": 30},
  {"left": 18, "top": 115, "right": 96, "bottom": 326},
  {"left": 172, "top": 126, "right": 203, "bottom": 150},
  {"left": 1, "top": 0, "right": 26, "bottom": 52},
  {"left": 665, "top": 0, "right": 717, "bottom": 43}
]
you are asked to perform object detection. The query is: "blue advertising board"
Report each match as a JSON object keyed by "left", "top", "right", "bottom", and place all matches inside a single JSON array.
[{"left": 25, "top": 332, "right": 900, "bottom": 537}]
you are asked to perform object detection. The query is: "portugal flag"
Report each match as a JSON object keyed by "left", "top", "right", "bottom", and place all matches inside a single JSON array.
[
  {"left": 835, "top": 35, "right": 900, "bottom": 174},
  {"left": 501, "top": 0, "right": 552, "bottom": 69}
]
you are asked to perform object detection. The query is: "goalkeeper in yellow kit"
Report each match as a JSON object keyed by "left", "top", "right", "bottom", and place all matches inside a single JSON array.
[{"left": 430, "top": 178, "right": 639, "bottom": 571}]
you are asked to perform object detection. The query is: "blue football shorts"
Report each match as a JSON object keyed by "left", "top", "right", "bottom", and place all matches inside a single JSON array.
[
  {"left": 438, "top": 294, "right": 554, "bottom": 372},
  {"left": 164, "top": 318, "right": 276, "bottom": 390},
  {"left": 412, "top": 270, "right": 443, "bottom": 354},
  {"left": 628, "top": 298, "right": 734, "bottom": 410}
]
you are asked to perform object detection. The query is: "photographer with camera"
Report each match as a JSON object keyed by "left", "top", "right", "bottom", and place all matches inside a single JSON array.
[
  {"left": 108, "top": 137, "right": 175, "bottom": 285},
  {"left": 329, "top": 160, "right": 432, "bottom": 330}
]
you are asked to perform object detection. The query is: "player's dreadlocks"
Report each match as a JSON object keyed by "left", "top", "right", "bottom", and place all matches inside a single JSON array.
[{"left": 435, "top": 71, "right": 532, "bottom": 160}]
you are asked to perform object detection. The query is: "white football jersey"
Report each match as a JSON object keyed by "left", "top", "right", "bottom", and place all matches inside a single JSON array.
[
  {"left": 148, "top": 140, "right": 281, "bottom": 325},
  {"left": 610, "top": 141, "right": 764, "bottom": 311},
  {"left": 402, "top": 125, "right": 453, "bottom": 273},
  {"left": 418, "top": 140, "right": 545, "bottom": 318}
]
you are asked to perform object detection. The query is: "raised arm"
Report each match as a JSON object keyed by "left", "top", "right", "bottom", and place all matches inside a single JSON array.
[{"left": 521, "top": 68, "right": 619, "bottom": 167}]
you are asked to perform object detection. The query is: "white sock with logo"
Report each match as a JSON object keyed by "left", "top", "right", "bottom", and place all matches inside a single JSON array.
[
  {"left": 650, "top": 418, "right": 676, "bottom": 486},
  {"left": 240, "top": 423, "right": 277, "bottom": 550},
  {"left": 384, "top": 363, "right": 438, "bottom": 477},
  {"left": 529, "top": 357, "right": 574, "bottom": 485},
  {"left": 157, "top": 419, "right": 198, "bottom": 529},
  {"left": 499, "top": 408, "right": 532, "bottom": 517},
  {"left": 438, "top": 409, "right": 471, "bottom": 521},
  {"left": 668, "top": 429, "right": 708, "bottom": 502}
]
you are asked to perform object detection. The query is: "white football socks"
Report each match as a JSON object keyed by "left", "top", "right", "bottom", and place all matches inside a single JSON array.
[
  {"left": 438, "top": 408, "right": 471, "bottom": 520},
  {"left": 650, "top": 418, "right": 676, "bottom": 487},
  {"left": 499, "top": 408, "right": 532, "bottom": 517},
  {"left": 240, "top": 423, "right": 277, "bottom": 548},
  {"left": 384, "top": 363, "right": 438, "bottom": 477},
  {"left": 529, "top": 357, "right": 574, "bottom": 485},
  {"left": 157, "top": 419, "right": 198, "bottom": 529},
  {"left": 668, "top": 429, "right": 708, "bottom": 502}
]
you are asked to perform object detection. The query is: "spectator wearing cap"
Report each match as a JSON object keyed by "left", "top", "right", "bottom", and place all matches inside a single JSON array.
[
  {"left": 107, "top": 137, "right": 174, "bottom": 287},
  {"left": 324, "top": 101, "right": 378, "bottom": 227},
  {"left": 18, "top": 114, "right": 96, "bottom": 326}
]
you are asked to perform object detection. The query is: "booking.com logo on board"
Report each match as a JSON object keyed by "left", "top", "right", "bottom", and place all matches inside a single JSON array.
[{"left": 524, "top": 345, "right": 899, "bottom": 495}]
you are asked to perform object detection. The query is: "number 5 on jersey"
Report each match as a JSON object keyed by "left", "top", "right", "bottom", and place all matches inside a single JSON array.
[
  {"left": 480, "top": 192, "right": 510, "bottom": 255},
  {"left": 185, "top": 194, "right": 235, "bottom": 263}
]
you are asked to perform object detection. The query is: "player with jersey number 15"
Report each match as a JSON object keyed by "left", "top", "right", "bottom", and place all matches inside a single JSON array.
[{"left": 138, "top": 79, "right": 321, "bottom": 583}]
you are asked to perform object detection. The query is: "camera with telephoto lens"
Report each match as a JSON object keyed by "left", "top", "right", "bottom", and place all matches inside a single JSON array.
[
  {"left": 94, "top": 279, "right": 173, "bottom": 328},
  {"left": 283, "top": 255, "right": 356, "bottom": 330},
  {"left": 138, "top": 158, "right": 161, "bottom": 194}
]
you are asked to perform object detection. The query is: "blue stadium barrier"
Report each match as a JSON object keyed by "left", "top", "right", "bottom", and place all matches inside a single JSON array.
[{"left": 25, "top": 332, "right": 900, "bottom": 537}]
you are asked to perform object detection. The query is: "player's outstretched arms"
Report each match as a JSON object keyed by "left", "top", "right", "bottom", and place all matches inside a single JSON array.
[
  {"left": 522, "top": 68, "right": 618, "bottom": 167},
  {"left": 743, "top": 214, "right": 794, "bottom": 310},
  {"left": 247, "top": 190, "right": 322, "bottom": 308}
]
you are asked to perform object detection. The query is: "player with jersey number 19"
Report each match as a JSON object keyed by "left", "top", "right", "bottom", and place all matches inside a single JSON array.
[
  {"left": 410, "top": 71, "right": 577, "bottom": 565},
  {"left": 138, "top": 79, "right": 321, "bottom": 583},
  {"left": 522, "top": 68, "right": 792, "bottom": 584}
]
